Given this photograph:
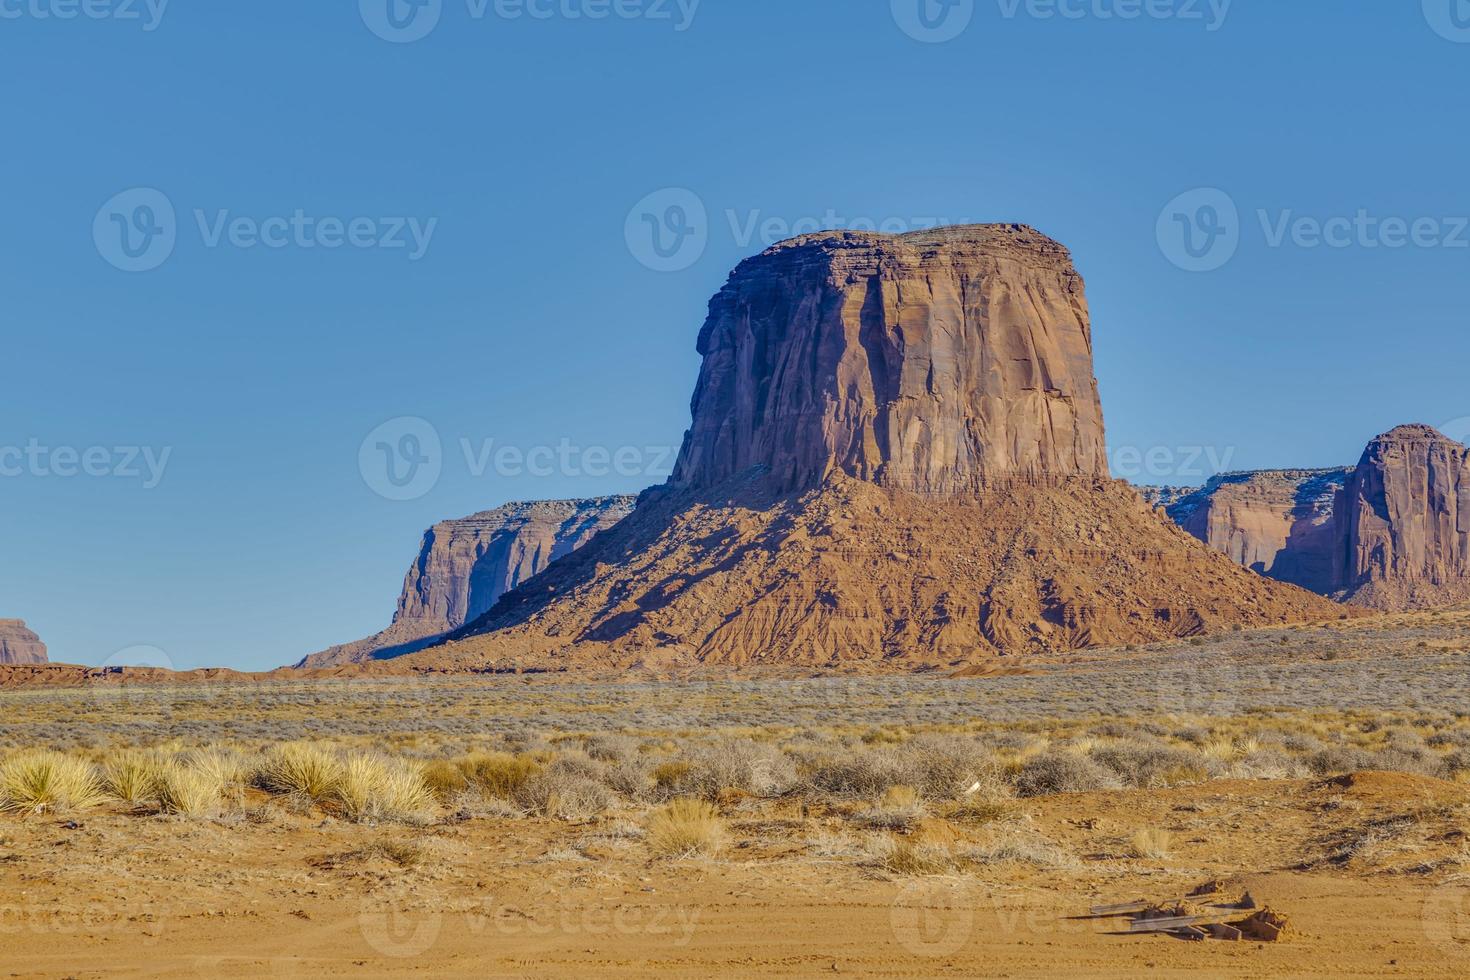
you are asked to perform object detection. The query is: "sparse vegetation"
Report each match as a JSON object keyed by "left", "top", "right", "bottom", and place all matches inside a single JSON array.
[{"left": 646, "top": 798, "right": 724, "bottom": 858}]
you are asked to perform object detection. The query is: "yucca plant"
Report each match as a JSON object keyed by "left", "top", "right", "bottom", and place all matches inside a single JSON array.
[
  {"left": 256, "top": 742, "right": 343, "bottom": 802},
  {"left": 334, "top": 753, "right": 435, "bottom": 823},
  {"left": 156, "top": 761, "right": 225, "bottom": 817},
  {"left": 102, "top": 749, "right": 166, "bottom": 807},
  {"left": 0, "top": 750, "right": 106, "bottom": 815},
  {"left": 645, "top": 798, "right": 725, "bottom": 858}
]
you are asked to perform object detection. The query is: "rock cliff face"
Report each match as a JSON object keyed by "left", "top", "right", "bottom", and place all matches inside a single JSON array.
[
  {"left": 1342, "top": 425, "right": 1470, "bottom": 609},
  {"left": 1146, "top": 469, "right": 1351, "bottom": 594},
  {"left": 1144, "top": 425, "right": 1470, "bottom": 610},
  {"left": 0, "top": 620, "right": 48, "bottom": 665},
  {"left": 672, "top": 225, "right": 1108, "bottom": 494},
  {"left": 298, "top": 497, "right": 635, "bottom": 667},
  {"left": 395, "top": 226, "right": 1343, "bottom": 674}
]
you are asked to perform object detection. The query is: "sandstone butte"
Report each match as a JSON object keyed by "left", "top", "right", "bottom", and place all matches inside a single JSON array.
[
  {"left": 297, "top": 497, "right": 635, "bottom": 668},
  {"left": 1145, "top": 424, "right": 1470, "bottom": 611},
  {"left": 0, "top": 619, "right": 47, "bottom": 665},
  {"left": 375, "top": 224, "right": 1346, "bottom": 675}
]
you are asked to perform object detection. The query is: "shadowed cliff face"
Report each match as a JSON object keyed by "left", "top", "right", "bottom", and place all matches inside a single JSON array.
[
  {"left": 297, "top": 497, "right": 635, "bottom": 668},
  {"left": 1344, "top": 424, "right": 1470, "bottom": 608},
  {"left": 671, "top": 225, "right": 1108, "bottom": 494},
  {"left": 0, "top": 620, "right": 47, "bottom": 665},
  {"left": 1145, "top": 425, "right": 1470, "bottom": 611}
]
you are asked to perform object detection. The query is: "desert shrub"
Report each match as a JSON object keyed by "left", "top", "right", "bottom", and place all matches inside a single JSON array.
[
  {"left": 1367, "top": 747, "right": 1443, "bottom": 778},
  {"left": 646, "top": 799, "right": 724, "bottom": 858},
  {"left": 854, "top": 785, "right": 926, "bottom": 831},
  {"left": 1089, "top": 743, "right": 1214, "bottom": 788},
  {"left": 514, "top": 758, "right": 613, "bottom": 820},
  {"left": 103, "top": 749, "right": 165, "bottom": 806},
  {"left": 1307, "top": 746, "right": 1375, "bottom": 776},
  {"left": 1231, "top": 749, "right": 1309, "bottom": 780},
  {"left": 1012, "top": 751, "right": 1122, "bottom": 797},
  {"left": 582, "top": 735, "right": 637, "bottom": 764},
  {"left": 894, "top": 735, "right": 997, "bottom": 800},
  {"left": 458, "top": 752, "right": 541, "bottom": 799},
  {"left": 651, "top": 760, "right": 693, "bottom": 793},
  {"left": 257, "top": 743, "right": 344, "bottom": 801},
  {"left": 667, "top": 739, "right": 796, "bottom": 801},
  {"left": 156, "top": 761, "right": 224, "bottom": 817},
  {"left": 0, "top": 750, "right": 105, "bottom": 814},
  {"left": 334, "top": 754, "right": 436, "bottom": 824}
]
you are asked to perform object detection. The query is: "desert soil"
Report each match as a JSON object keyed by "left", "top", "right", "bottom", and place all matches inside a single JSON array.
[{"left": 3, "top": 772, "right": 1468, "bottom": 978}]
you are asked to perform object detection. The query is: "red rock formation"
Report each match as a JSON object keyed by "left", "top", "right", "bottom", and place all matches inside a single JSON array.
[
  {"left": 672, "top": 225, "right": 1107, "bottom": 494},
  {"left": 394, "top": 226, "right": 1342, "bottom": 673},
  {"left": 0, "top": 619, "right": 48, "bottom": 665},
  {"left": 1146, "top": 470, "right": 1350, "bottom": 594},
  {"left": 1145, "top": 425, "right": 1470, "bottom": 611},
  {"left": 298, "top": 497, "right": 634, "bottom": 667},
  {"left": 1342, "top": 425, "right": 1470, "bottom": 609}
]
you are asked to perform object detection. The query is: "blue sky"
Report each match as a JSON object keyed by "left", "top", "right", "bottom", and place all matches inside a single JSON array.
[{"left": 2, "top": 2, "right": 1467, "bottom": 670}]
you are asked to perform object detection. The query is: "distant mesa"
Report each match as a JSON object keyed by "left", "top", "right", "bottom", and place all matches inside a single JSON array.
[
  {"left": 363, "top": 224, "right": 1343, "bottom": 674},
  {"left": 1144, "top": 424, "right": 1470, "bottom": 611},
  {"left": 0, "top": 619, "right": 48, "bottom": 665},
  {"left": 297, "top": 497, "right": 635, "bottom": 668}
]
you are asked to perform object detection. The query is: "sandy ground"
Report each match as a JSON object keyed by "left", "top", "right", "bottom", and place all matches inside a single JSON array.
[{"left": 3, "top": 772, "right": 1468, "bottom": 978}]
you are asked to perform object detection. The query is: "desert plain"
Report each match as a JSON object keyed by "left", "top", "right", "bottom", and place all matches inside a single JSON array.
[{"left": 2, "top": 608, "right": 1469, "bottom": 978}]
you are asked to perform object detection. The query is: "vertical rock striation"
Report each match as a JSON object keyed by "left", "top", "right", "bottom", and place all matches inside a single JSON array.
[{"left": 671, "top": 225, "right": 1108, "bottom": 494}]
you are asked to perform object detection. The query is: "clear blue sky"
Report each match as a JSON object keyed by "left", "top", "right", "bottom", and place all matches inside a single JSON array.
[{"left": 3, "top": 2, "right": 1467, "bottom": 670}]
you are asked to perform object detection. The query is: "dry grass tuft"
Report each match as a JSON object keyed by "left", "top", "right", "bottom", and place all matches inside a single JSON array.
[
  {"left": 1130, "top": 826, "right": 1173, "bottom": 859},
  {"left": 103, "top": 750, "right": 165, "bottom": 807},
  {"left": 0, "top": 750, "right": 106, "bottom": 815},
  {"left": 156, "top": 761, "right": 225, "bottom": 817},
  {"left": 646, "top": 798, "right": 725, "bottom": 858},
  {"left": 256, "top": 743, "right": 344, "bottom": 802},
  {"left": 334, "top": 754, "right": 436, "bottom": 824}
]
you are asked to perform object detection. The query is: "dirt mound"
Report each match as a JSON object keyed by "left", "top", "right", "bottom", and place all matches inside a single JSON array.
[{"left": 398, "top": 473, "right": 1344, "bottom": 673}]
